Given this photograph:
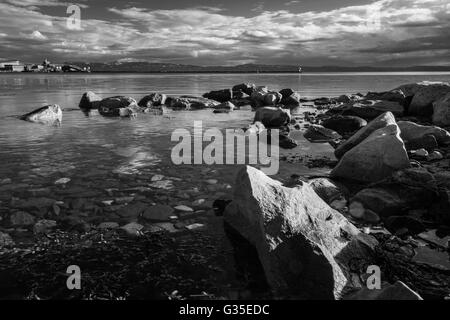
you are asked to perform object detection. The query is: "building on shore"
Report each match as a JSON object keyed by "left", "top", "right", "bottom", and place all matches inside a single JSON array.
[{"left": 0, "top": 60, "right": 25, "bottom": 72}]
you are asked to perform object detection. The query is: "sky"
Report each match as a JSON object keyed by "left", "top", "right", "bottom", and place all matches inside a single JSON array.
[{"left": 0, "top": 0, "right": 449, "bottom": 67}]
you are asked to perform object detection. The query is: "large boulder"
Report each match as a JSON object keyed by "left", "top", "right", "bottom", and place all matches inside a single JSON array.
[
  {"left": 225, "top": 166, "right": 377, "bottom": 299},
  {"left": 397, "top": 121, "right": 450, "bottom": 146},
  {"left": 393, "top": 81, "right": 449, "bottom": 97},
  {"left": 79, "top": 91, "right": 102, "bottom": 110},
  {"left": 98, "top": 96, "right": 138, "bottom": 117},
  {"left": 138, "top": 93, "right": 167, "bottom": 108},
  {"left": 20, "top": 104, "right": 62, "bottom": 125},
  {"left": 331, "top": 124, "right": 410, "bottom": 183},
  {"left": 342, "top": 100, "right": 404, "bottom": 119},
  {"left": 254, "top": 106, "right": 291, "bottom": 128},
  {"left": 279, "top": 88, "right": 301, "bottom": 107},
  {"left": 432, "top": 92, "right": 450, "bottom": 126},
  {"left": 304, "top": 124, "right": 342, "bottom": 143},
  {"left": 335, "top": 112, "right": 396, "bottom": 158},
  {"left": 322, "top": 116, "right": 367, "bottom": 135},
  {"left": 408, "top": 83, "right": 450, "bottom": 117}
]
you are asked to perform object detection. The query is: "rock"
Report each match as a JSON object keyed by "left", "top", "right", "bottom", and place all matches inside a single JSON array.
[
  {"left": 393, "top": 81, "right": 446, "bottom": 97},
  {"left": 174, "top": 205, "right": 193, "bottom": 212},
  {"left": 20, "top": 104, "right": 62, "bottom": 125},
  {"left": 213, "top": 101, "right": 235, "bottom": 112},
  {"left": 10, "top": 211, "right": 35, "bottom": 226},
  {"left": 322, "top": 116, "right": 367, "bottom": 135},
  {"left": 304, "top": 125, "right": 341, "bottom": 143},
  {"left": 345, "top": 281, "right": 422, "bottom": 300},
  {"left": 365, "top": 90, "right": 406, "bottom": 104},
  {"left": 426, "top": 150, "right": 443, "bottom": 161},
  {"left": 179, "top": 96, "right": 220, "bottom": 109},
  {"left": 33, "top": 219, "right": 57, "bottom": 234},
  {"left": 138, "top": 93, "right": 167, "bottom": 108},
  {"left": 335, "top": 112, "right": 396, "bottom": 158},
  {"left": 97, "top": 222, "right": 119, "bottom": 229},
  {"left": 433, "top": 171, "right": 450, "bottom": 189},
  {"left": 143, "top": 204, "right": 174, "bottom": 221},
  {"left": 412, "top": 148, "right": 429, "bottom": 159},
  {"left": 307, "top": 178, "right": 345, "bottom": 205},
  {"left": 121, "top": 222, "right": 144, "bottom": 237},
  {"left": 250, "top": 87, "right": 269, "bottom": 108},
  {"left": 245, "top": 121, "right": 266, "bottom": 135},
  {"left": 185, "top": 223, "right": 205, "bottom": 231},
  {"left": 350, "top": 168, "right": 438, "bottom": 217},
  {"left": 232, "top": 83, "right": 256, "bottom": 96},
  {"left": 55, "top": 177, "right": 71, "bottom": 185},
  {"left": 264, "top": 92, "right": 283, "bottom": 106},
  {"left": 432, "top": 92, "right": 450, "bottom": 126},
  {"left": 0, "top": 232, "right": 14, "bottom": 247},
  {"left": 79, "top": 91, "right": 102, "bottom": 109},
  {"left": 225, "top": 166, "right": 377, "bottom": 299},
  {"left": 167, "top": 97, "right": 191, "bottom": 110},
  {"left": 404, "top": 134, "right": 438, "bottom": 152},
  {"left": 342, "top": 100, "right": 404, "bottom": 119},
  {"left": 336, "top": 95, "right": 352, "bottom": 104},
  {"left": 254, "top": 107, "right": 291, "bottom": 128},
  {"left": 412, "top": 246, "right": 450, "bottom": 271},
  {"left": 203, "top": 89, "right": 233, "bottom": 103},
  {"left": 331, "top": 124, "right": 410, "bottom": 183},
  {"left": 98, "top": 96, "right": 138, "bottom": 117},
  {"left": 279, "top": 89, "right": 301, "bottom": 107},
  {"left": 384, "top": 216, "right": 426, "bottom": 235},
  {"left": 117, "top": 202, "right": 147, "bottom": 219},
  {"left": 429, "top": 189, "right": 450, "bottom": 226},
  {"left": 397, "top": 121, "right": 450, "bottom": 146},
  {"left": 279, "top": 134, "right": 298, "bottom": 149},
  {"left": 14, "top": 197, "right": 56, "bottom": 210},
  {"left": 408, "top": 83, "right": 450, "bottom": 117}
]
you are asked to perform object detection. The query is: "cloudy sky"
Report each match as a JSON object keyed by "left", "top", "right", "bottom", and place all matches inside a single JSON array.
[{"left": 0, "top": 0, "right": 449, "bottom": 66}]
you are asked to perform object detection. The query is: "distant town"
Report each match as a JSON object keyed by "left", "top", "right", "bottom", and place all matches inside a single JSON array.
[{"left": 0, "top": 59, "right": 90, "bottom": 73}]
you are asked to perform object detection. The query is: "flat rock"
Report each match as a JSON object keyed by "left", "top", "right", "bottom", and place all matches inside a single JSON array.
[
  {"left": 304, "top": 124, "right": 341, "bottom": 143},
  {"left": 20, "top": 104, "right": 62, "bottom": 126}
]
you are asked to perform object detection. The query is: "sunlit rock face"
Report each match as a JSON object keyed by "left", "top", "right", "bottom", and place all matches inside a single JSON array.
[{"left": 20, "top": 104, "right": 62, "bottom": 126}]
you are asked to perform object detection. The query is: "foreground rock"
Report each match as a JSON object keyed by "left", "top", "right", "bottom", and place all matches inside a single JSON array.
[
  {"left": 225, "top": 166, "right": 377, "bottom": 299},
  {"left": 432, "top": 92, "right": 450, "bottom": 126},
  {"left": 254, "top": 106, "right": 291, "bottom": 128},
  {"left": 20, "top": 104, "right": 62, "bottom": 125},
  {"left": 331, "top": 124, "right": 410, "bottom": 183},
  {"left": 335, "top": 112, "right": 396, "bottom": 158},
  {"left": 79, "top": 91, "right": 102, "bottom": 110},
  {"left": 98, "top": 96, "right": 139, "bottom": 117}
]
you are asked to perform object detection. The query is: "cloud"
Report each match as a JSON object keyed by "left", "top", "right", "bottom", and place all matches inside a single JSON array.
[{"left": 0, "top": 0, "right": 449, "bottom": 66}]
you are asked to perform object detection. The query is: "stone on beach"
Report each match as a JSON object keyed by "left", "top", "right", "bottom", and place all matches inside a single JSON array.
[
  {"left": 232, "top": 83, "right": 256, "bottom": 96},
  {"left": 335, "top": 112, "right": 396, "bottom": 158},
  {"left": 365, "top": 90, "right": 406, "bottom": 104},
  {"left": 79, "top": 91, "right": 102, "bottom": 110},
  {"left": 342, "top": 100, "right": 404, "bottom": 119},
  {"left": 331, "top": 124, "right": 410, "bottom": 183},
  {"left": 432, "top": 92, "right": 450, "bottom": 126},
  {"left": 304, "top": 124, "right": 341, "bottom": 143},
  {"left": 203, "top": 89, "right": 233, "bottom": 103},
  {"left": 397, "top": 121, "right": 450, "bottom": 146},
  {"left": 253, "top": 106, "right": 291, "bottom": 128},
  {"left": 408, "top": 82, "right": 450, "bottom": 117},
  {"left": 321, "top": 115, "right": 367, "bottom": 135},
  {"left": 20, "top": 104, "right": 62, "bottom": 125},
  {"left": 224, "top": 166, "right": 377, "bottom": 299},
  {"left": 263, "top": 92, "right": 282, "bottom": 106},
  {"left": 179, "top": 96, "right": 220, "bottom": 109}
]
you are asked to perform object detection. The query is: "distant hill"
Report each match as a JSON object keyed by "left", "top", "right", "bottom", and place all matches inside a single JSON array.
[{"left": 65, "top": 61, "right": 450, "bottom": 73}]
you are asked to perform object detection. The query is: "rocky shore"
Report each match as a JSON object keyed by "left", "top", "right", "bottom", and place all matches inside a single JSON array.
[{"left": 2, "top": 80, "right": 450, "bottom": 300}]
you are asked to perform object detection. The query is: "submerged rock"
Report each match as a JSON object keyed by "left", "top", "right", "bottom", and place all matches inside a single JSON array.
[
  {"left": 20, "top": 104, "right": 62, "bottom": 125},
  {"left": 254, "top": 106, "right": 291, "bottom": 128},
  {"left": 304, "top": 124, "right": 342, "bottom": 143},
  {"left": 331, "top": 124, "right": 410, "bottom": 183},
  {"left": 79, "top": 91, "right": 102, "bottom": 110},
  {"left": 335, "top": 112, "right": 396, "bottom": 159},
  {"left": 225, "top": 166, "right": 377, "bottom": 299}
]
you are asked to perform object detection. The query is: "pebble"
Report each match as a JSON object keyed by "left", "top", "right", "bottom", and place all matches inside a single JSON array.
[
  {"left": 151, "top": 174, "right": 164, "bottom": 182},
  {"left": 427, "top": 151, "right": 444, "bottom": 161},
  {"left": 10, "top": 211, "right": 35, "bottom": 226},
  {"left": 0, "top": 178, "right": 12, "bottom": 185},
  {"left": 149, "top": 180, "right": 174, "bottom": 190},
  {"left": 101, "top": 200, "right": 114, "bottom": 206},
  {"left": 55, "top": 177, "right": 71, "bottom": 185},
  {"left": 185, "top": 223, "right": 205, "bottom": 231},
  {"left": 114, "top": 196, "right": 134, "bottom": 204},
  {"left": 349, "top": 201, "right": 365, "bottom": 219},
  {"left": 174, "top": 205, "right": 194, "bottom": 212},
  {"left": 151, "top": 222, "right": 178, "bottom": 233},
  {"left": 206, "top": 179, "right": 218, "bottom": 185},
  {"left": 33, "top": 219, "right": 57, "bottom": 234},
  {"left": 414, "top": 148, "right": 428, "bottom": 158},
  {"left": 0, "top": 231, "right": 14, "bottom": 247},
  {"left": 97, "top": 222, "right": 119, "bottom": 229},
  {"left": 121, "top": 222, "right": 144, "bottom": 236}
]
